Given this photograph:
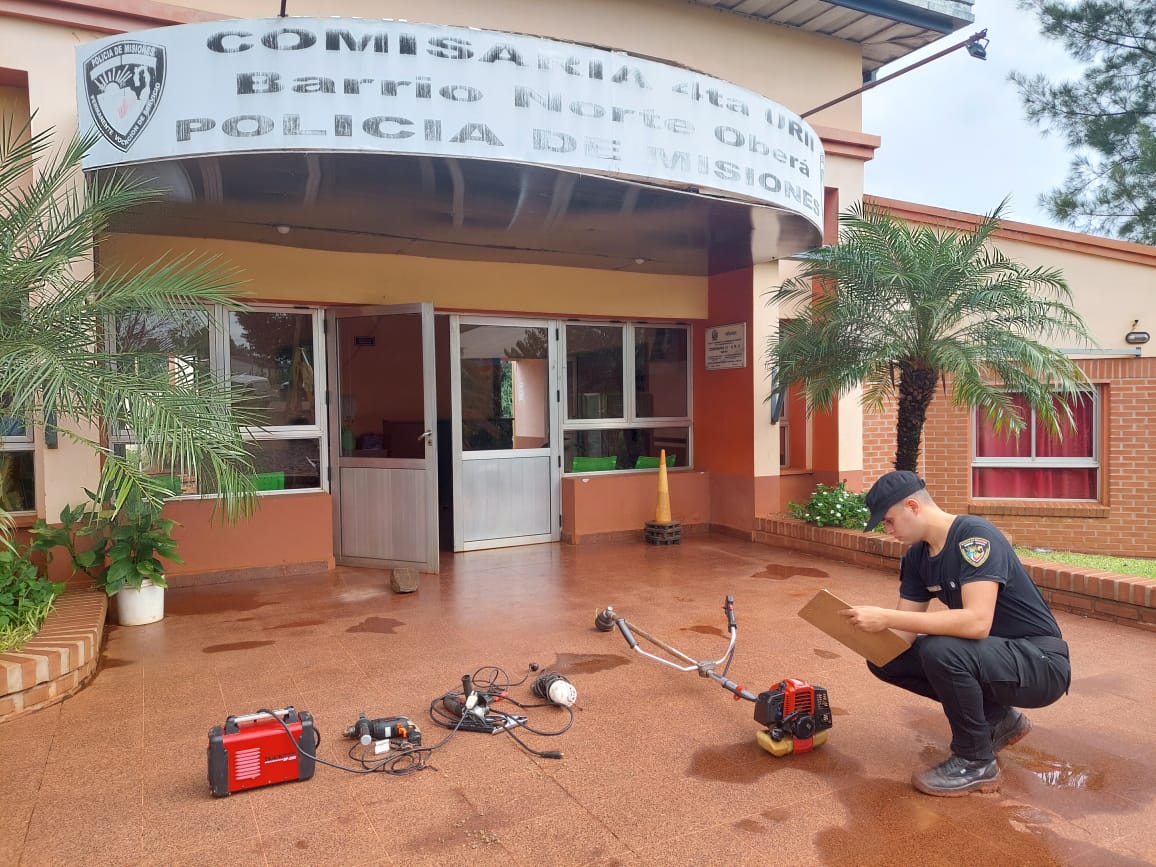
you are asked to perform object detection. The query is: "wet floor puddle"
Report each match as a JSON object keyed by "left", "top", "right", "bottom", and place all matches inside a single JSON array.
[
  {"left": 548, "top": 652, "right": 630, "bottom": 674},
  {"left": 268, "top": 618, "right": 325, "bottom": 630},
  {"left": 1016, "top": 750, "right": 1105, "bottom": 790},
  {"left": 167, "top": 591, "right": 274, "bottom": 616},
  {"left": 346, "top": 616, "right": 405, "bottom": 634},
  {"left": 202, "top": 640, "right": 276, "bottom": 653},
  {"left": 754, "top": 564, "right": 830, "bottom": 580}
]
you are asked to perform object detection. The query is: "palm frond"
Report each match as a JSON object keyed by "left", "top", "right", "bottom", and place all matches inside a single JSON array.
[
  {"left": 0, "top": 119, "right": 257, "bottom": 535},
  {"left": 764, "top": 197, "right": 1097, "bottom": 468}
]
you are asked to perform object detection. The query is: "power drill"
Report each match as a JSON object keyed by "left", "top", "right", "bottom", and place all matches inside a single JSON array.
[{"left": 343, "top": 713, "right": 422, "bottom": 749}]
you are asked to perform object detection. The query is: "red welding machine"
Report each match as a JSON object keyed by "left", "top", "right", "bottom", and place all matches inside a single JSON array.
[{"left": 208, "top": 707, "right": 316, "bottom": 798}]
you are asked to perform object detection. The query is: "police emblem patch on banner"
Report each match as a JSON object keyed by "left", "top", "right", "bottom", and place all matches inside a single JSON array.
[
  {"left": 84, "top": 40, "right": 166, "bottom": 152},
  {"left": 959, "top": 537, "right": 991, "bottom": 567}
]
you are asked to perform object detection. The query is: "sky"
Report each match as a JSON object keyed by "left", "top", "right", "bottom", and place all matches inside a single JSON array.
[{"left": 861, "top": 0, "right": 1087, "bottom": 230}]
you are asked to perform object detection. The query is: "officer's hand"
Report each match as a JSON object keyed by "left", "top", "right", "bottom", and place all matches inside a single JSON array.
[{"left": 839, "top": 605, "right": 889, "bottom": 633}]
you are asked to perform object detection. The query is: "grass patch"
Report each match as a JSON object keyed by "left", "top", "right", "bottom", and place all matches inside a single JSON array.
[
  {"left": 0, "top": 600, "right": 54, "bottom": 653},
  {"left": 1015, "top": 547, "right": 1156, "bottom": 580}
]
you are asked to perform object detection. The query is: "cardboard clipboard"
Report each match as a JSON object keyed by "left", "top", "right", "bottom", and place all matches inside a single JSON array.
[{"left": 798, "top": 589, "right": 910, "bottom": 666}]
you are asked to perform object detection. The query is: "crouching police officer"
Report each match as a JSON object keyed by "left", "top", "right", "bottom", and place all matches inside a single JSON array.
[{"left": 840, "top": 470, "right": 1071, "bottom": 796}]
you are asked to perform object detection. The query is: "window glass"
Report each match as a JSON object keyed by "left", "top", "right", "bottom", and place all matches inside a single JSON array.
[
  {"left": 974, "top": 394, "right": 1031, "bottom": 459},
  {"left": 566, "top": 324, "right": 623, "bottom": 420},
  {"left": 242, "top": 439, "right": 321, "bottom": 490},
  {"left": 337, "top": 314, "right": 421, "bottom": 458},
  {"left": 1035, "top": 394, "right": 1095, "bottom": 458},
  {"left": 230, "top": 311, "right": 316, "bottom": 427},
  {"left": 0, "top": 414, "right": 28, "bottom": 439},
  {"left": 460, "top": 324, "right": 550, "bottom": 452},
  {"left": 111, "top": 441, "right": 202, "bottom": 495},
  {"left": 110, "top": 306, "right": 324, "bottom": 496},
  {"left": 972, "top": 467, "right": 1097, "bottom": 500},
  {"left": 0, "top": 451, "right": 35, "bottom": 512},
  {"left": 564, "top": 426, "right": 689, "bottom": 472},
  {"left": 114, "top": 309, "right": 211, "bottom": 383},
  {"left": 635, "top": 326, "right": 688, "bottom": 418},
  {"left": 562, "top": 321, "right": 691, "bottom": 473},
  {"left": 973, "top": 390, "right": 1099, "bottom": 500}
]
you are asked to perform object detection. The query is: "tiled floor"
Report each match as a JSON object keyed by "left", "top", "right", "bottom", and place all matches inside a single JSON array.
[{"left": 3, "top": 534, "right": 1156, "bottom": 866}]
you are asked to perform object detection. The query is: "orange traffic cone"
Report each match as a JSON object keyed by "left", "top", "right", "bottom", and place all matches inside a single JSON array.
[
  {"left": 655, "top": 449, "right": 672, "bottom": 523},
  {"left": 644, "top": 450, "right": 681, "bottom": 545}
]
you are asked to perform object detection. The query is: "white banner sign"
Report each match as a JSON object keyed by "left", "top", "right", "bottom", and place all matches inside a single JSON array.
[{"left": 76, "top": 18, "right": 823, "bottom": 227}]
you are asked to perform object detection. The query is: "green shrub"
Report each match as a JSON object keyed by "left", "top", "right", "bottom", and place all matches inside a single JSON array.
[
  {"left": 788, "top": 481, "right": 870, "bottom": 529},
  {"left": 0, "top": 546, "right": 64, "bottom": 653}
]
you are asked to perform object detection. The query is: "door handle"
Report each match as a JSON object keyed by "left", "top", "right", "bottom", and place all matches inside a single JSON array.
[{"left": 419, "top": 430, "right": 433, "bottom": 445}]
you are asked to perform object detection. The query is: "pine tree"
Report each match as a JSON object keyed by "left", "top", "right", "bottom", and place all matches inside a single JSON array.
[{"left": 1012, "top": 0, "right": 1156, "bottom": 243}]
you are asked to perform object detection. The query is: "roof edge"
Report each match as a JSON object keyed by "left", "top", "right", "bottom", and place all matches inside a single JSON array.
[
  {"left": 866, "top": 194, "right": 1156, "bottom": 268},
  {"left": 829, "top": 0, "right": 974, "bottom": 35},
  {"left": 0, "top": 0, "right": 229, "bottom": 34}
]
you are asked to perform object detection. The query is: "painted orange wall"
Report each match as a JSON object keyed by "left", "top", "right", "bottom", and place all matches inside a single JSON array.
[
  {"left": 696, "top": 268, "right": 755, "bottom": 476},
  {"left": 562, "top": 471, "right": 710, "bottom": 540},
  {"left": 164, "top": 493, "right": 334, "bottom": 579},
  {"left": 692, "top": 267, "right": 759, "bottom": 533}
]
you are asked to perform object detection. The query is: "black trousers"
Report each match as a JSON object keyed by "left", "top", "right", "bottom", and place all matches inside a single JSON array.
[{"left": 867, "top": 634, "right": 1071, "bottom": 762}]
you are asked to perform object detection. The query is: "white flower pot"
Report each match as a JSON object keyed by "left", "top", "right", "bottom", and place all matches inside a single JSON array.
[{"left": 115, "top": 579, "right": 165, "bottom": 626}]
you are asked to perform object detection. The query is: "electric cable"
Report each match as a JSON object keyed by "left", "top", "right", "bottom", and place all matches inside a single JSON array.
[
  {"left": 257, "top": 707, "right": 464, "bottom": 777},
  {"left": 427, "top": 664, "right": 573, "bottom": 758}
]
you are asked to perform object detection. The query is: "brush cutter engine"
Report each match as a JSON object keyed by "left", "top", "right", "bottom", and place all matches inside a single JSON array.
[{"left": 754, "top": 678, "right": 833, "bottom": 757}]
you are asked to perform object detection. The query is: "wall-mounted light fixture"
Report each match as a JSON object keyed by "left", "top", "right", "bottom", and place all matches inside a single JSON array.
[
  {"left": 965, "top": 34, "right": 990, "bottom": 60},
  {"left": 275, "top": 224, "right": 291, "bottom": 235},
  {"left": 1125, "top": 320, "right": 1150, "bottom": 345}
]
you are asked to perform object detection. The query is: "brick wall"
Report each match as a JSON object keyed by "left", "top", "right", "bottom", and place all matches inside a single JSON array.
[
  {"left": 860, "top": 358, "right": 1156, "bottom": 559},
  {"left": 755, "top": 517, "right": 1156, "bottom": 632},
  {"left": 0, "top": 592, "right": 107, "bottom": 723}
]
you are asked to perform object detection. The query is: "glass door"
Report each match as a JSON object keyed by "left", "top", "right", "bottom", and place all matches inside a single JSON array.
[
  {"left": 450, "top": 317, "right": 559, "bottom": 550},
  {"left": 327, "top": 303, "right": 439, "bottom": 572}
]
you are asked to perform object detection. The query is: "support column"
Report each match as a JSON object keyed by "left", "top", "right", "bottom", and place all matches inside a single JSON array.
[{"left": 810, "top": 187, "right": 843, "bottom": 487}]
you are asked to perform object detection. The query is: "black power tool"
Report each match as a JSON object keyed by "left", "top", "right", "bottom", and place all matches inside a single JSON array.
[{"left": 343, "top": 713, "right": 422, "bottom": 751}]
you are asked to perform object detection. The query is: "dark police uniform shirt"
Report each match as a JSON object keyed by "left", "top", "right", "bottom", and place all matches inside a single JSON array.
[{"left": 898, "top": 515, "right": 1062, "bottom": 640}]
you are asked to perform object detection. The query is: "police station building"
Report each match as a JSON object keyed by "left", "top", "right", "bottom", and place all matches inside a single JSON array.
[{"left": 5, "top": 0, "right": 1050, "bottom": 580}]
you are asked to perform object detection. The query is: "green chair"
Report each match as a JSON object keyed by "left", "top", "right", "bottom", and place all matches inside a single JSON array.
[
  {"left": 570, "top": 456, "right": 617, "bottom": 473},
  {"left": 253, "top": 471, "right": 286, "bottom": 491},
  {"left": 150, "top": 475, "right": 183, "bottom": 495},
  {"left": 634, "top": 454, "right": 676, "bottom": 469}
]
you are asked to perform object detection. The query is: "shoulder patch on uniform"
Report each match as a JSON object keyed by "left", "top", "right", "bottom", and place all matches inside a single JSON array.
[{"left": 959, "top": 537, "right": 991, "bottom": 567}]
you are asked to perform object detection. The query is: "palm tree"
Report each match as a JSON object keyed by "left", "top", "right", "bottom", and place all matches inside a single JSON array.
[
  {"left": 765, "top": 199, "right": 1094, "bottom": 472},
  {"left": 0, "top": 118, "right": 257, "bottom": 533}
]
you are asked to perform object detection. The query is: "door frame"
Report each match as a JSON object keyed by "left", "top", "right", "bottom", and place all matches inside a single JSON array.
[
  {"left": 327, "top": 302, "right": 439, "bottom": 572},
  {"left": 449, "top": 314, "right": 561, "bottom": 551}
]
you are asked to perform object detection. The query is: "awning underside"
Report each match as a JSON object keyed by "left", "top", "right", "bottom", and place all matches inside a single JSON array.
[{"left": 103, "top": 152, "right": 823, "bottom": 276}]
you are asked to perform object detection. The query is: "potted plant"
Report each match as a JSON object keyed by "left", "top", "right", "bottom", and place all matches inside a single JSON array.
[{"left": 30, "top": 490, "right": 182, "bottom": 626}]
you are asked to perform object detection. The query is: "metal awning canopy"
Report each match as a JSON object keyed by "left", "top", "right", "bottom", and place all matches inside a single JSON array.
[
  {"left": 104, "top": 153, "right": 821, "bottom": 277},
  {"left": 687, "top": 0, "right": 975, "bottom": 75}
]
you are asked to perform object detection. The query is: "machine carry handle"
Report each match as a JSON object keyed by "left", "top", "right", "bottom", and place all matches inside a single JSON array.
[
  {"left": 224, "top": 707, "right": 298, "bottom": 733},
  {"left": 724, "top": 595, "right": 736, "bottom": 632}
]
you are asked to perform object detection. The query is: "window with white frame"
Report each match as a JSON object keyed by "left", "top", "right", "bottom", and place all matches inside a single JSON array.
[
  {"left": 562, "top": 322, "right": 690, "bottom": 472},
  {"left": 110, "top": 305, "right": 326, "bottom": 494},
  {"left": 0, "top": 409, "right": 35, "bottom": 513},
  {"left": 972, "top": 389, "right": 1100, "bottom": 500}
]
